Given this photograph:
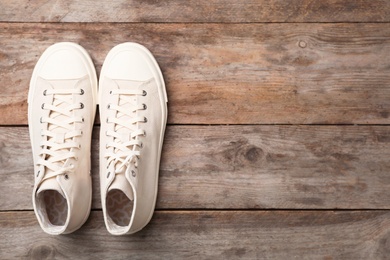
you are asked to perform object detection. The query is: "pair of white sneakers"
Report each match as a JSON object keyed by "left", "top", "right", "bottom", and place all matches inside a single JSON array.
[{"left": 28, "top": 42, "right": 168, "bottom": 235}]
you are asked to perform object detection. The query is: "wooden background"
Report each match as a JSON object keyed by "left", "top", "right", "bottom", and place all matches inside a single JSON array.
[{"left": 1, "top": 1, "right": 390, "bottom": 259}]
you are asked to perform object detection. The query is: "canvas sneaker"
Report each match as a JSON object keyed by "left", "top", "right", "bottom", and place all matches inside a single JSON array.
[
  {"left": 99, "top": 43, "right": 168, "bottom": 235},
  {"left": 28, "top": 42, "right": 97, "bottom": 234}
]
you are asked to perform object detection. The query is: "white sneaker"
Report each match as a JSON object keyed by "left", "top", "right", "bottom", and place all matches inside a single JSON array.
[
  {"left": 28, "top": 42, "right": 97, "bottom": 234},
  {"left": 99, "top": 43, "right": 168, "bottom": 235}
]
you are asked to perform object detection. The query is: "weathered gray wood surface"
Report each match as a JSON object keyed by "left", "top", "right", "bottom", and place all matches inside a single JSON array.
[
  {"left": 1, "top": 211, "right": 390, "bottom": 259},
  {"left": 1, "top": 1, "right": 390, "bottom": 259},
  {"left": 1, "top": 0, "right": 390, "bottom": 23},
  {"left": 1, "top": 23, "right": 390, "bottom": 125},
  {"left": 2, "top": 125, "right": 390, "bottom": 211}
]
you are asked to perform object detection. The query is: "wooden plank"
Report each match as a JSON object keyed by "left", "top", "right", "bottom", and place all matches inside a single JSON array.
[
  {"left": 1, "top": 125, "right": 390, "bottom": 211},
  {"left": 1, "top": 210, "right": 390, "bottom": 259},
  {"left": 1, "top": 0, "right": 390, "bottom": 23},
  {"left": 1, "top": 23, "right": 390, "bottom": 125}
]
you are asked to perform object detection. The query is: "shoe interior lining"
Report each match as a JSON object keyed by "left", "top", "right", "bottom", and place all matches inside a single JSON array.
[
  {"left": 43, "top": 190, "right": 68, "bottom": 226},
  {"left": 106, "top": 190, "right": 133, "bottom": 226}
]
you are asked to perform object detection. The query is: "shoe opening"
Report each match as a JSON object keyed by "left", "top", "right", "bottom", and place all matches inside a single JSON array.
[
  {"left": 106, "top": 189, "right": 134, "bottom": 226},
  {"left": 42, "top": 190, "right": 68, "bottom": 226}
]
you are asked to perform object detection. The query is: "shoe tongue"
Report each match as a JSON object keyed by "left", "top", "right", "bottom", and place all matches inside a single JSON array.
[
  {"left": 37, "top": 177, "right": 65, "bottom": 198},
  {"left": 108, "top": 173, "right": 134, "bottom": 201},
  {"left": 45, "top": 80, "right": 79, "bottom": 167},
  {"left": 114, "top": 79, "right": 145, "bottom": 142},
  {"left": 47, "top": 79, "right": 79, "bottom": 136},
  {"left": 114, "top": 79, "right": 145, "bottom": 89}
]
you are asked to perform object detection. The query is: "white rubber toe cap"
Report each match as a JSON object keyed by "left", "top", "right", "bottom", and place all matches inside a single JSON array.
[
  {"left": 103, "top": 44, "right": 154, "bottom": 81},
  {"left": 39, "top": 45, "right": 89, "bottom": 79}
]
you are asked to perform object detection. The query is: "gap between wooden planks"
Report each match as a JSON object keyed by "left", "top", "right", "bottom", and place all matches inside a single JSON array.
[
  {"left": 0, "top": 23, "right": 390, "bottom": 125},
  {"left": 1, "top": 125, "right": 389, "bottom": 211}
]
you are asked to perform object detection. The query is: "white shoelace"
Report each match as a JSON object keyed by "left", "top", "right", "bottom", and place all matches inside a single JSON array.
[
  {"left": 38, "top": 88, "right": 84, "bottom": 181},
  {"left": 105, "top": 89, "right": 147, "bottom": 174}
]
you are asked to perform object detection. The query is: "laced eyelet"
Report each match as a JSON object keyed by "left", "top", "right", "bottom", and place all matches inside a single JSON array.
[
  {"left": 43, "top": 90, "right": 47, "bottom": 96},
  {"left": 36, "top": 170, "right": 40, "bottom": 177},
  {"left": 143, "top": 131, "right": 146, "bottom": 136},
  {"left": 80, "top": 130, "right": 83, "bottom": 135},
  {"left": 107, "top": 172, "right": 111, "bottom": 178},
  {"left": 142, "top": 103, "right": 147, "bottom": 110},
  {"left": 142, "top": 90, "right": 147, "bottom": 96},
  {"left": 131, "top": 170, "right": 136, "bottom": 177},
  {"left": 41, "top": 103, "right": 45, "bottom": 109},
  {"left": 109, "top": 91, "right": 113, "bottom": 94},
  {"left": 144, "top": 117, "right": 148, "bottom": 123},
  {"left": 80, "top": 89, "right": 84, "bottom": 95},
  {"left": 107, "top": 104, "right": 111, "bottom": 109},
  {"left": 40, "top": 117, "right": 43, "bottom": 123},
  {"left": 140, "top": 143, "right": 143, "bottom": 148},
  {"left": 81, "top": 118, "right": 85, "bottom": 123},
  {"left": 64, "top": 174, "right": 69, "bottom": 180},
  {"left": 80, "top": 103, "right": 84, "bottom": 109},
  {"left": 106, "top": 118, "right": 109, "bottom": 123}
]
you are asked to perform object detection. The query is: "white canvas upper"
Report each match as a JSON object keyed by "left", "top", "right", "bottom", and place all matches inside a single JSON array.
[
  {"left": 99, "top": 43, "right": 168, "bottom": 235},
  {"left": 28, "top": 42, "right": 97, "bottom": 235}
]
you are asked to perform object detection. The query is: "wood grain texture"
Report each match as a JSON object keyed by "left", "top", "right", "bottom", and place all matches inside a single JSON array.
[
  {"left": 1, "top": 0, "right": 389, "bottom": 258},
  {"left": 1, "top": 0, "right": 390, "bottom": 23},
  {"left": 1, "top": 23, "right": 390, "bottom": 125},
  {"left": 1, "top": 210, "right": 390, "bottom": 259},
  {"left": 1, "top": 125, "right": 390, "bottom": 211}
]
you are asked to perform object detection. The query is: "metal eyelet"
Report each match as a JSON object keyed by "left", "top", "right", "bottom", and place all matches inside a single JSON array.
[
  {"left": 107, "top": 104, "right": 111, "bottom": 109},
  {"left": 142, "top": 103, "right": 147, "bottom": 110},
  {"left": 109, "top": 91, "right": 113, "bottom": 94},
  {"left": 80, "top": 103, "right": 84, "bottom": 109},
  {"left": 81, "top": 118, "right": 85, "bottom": 123},
  {"left": 64, "top": 174, "right": 69, "bottom": 180},
  {"left": 40, "top": 117, "right": 43, "bottom": 123},
  {"left": 36, "top": 170, "right": 40, "bottom": 177},
  {"left": 107, "top": 172, "right": 111, "bottom": 178},
  {"left": 43, "top": 90, "right": 47, "bottom": 96},
  {"left": 131, "top": 170, "right": 136, "bottom": 177},
  {"left": 143, "top": 131, "right": 146, "bottom": 137},
  {"left": 140, "top": 143, "right": 143, "bottom": 148},
  {"left": 80, "top": 89, "right": 84, "bottom": 95},
  {"left": 41, "top": 103, "right": 45, "bottom": 109},
  {"left": 142, "top": 90, "right": 147, "bottom": 96},
  {"left": 106, "top": 118, "right": 109, "bottom": 123},
  {"left": 80, "top": 130, "right": 83, "bottom": 135},
  {"left": 144, "top": 117, "right": 148, "bottom": 123}
]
